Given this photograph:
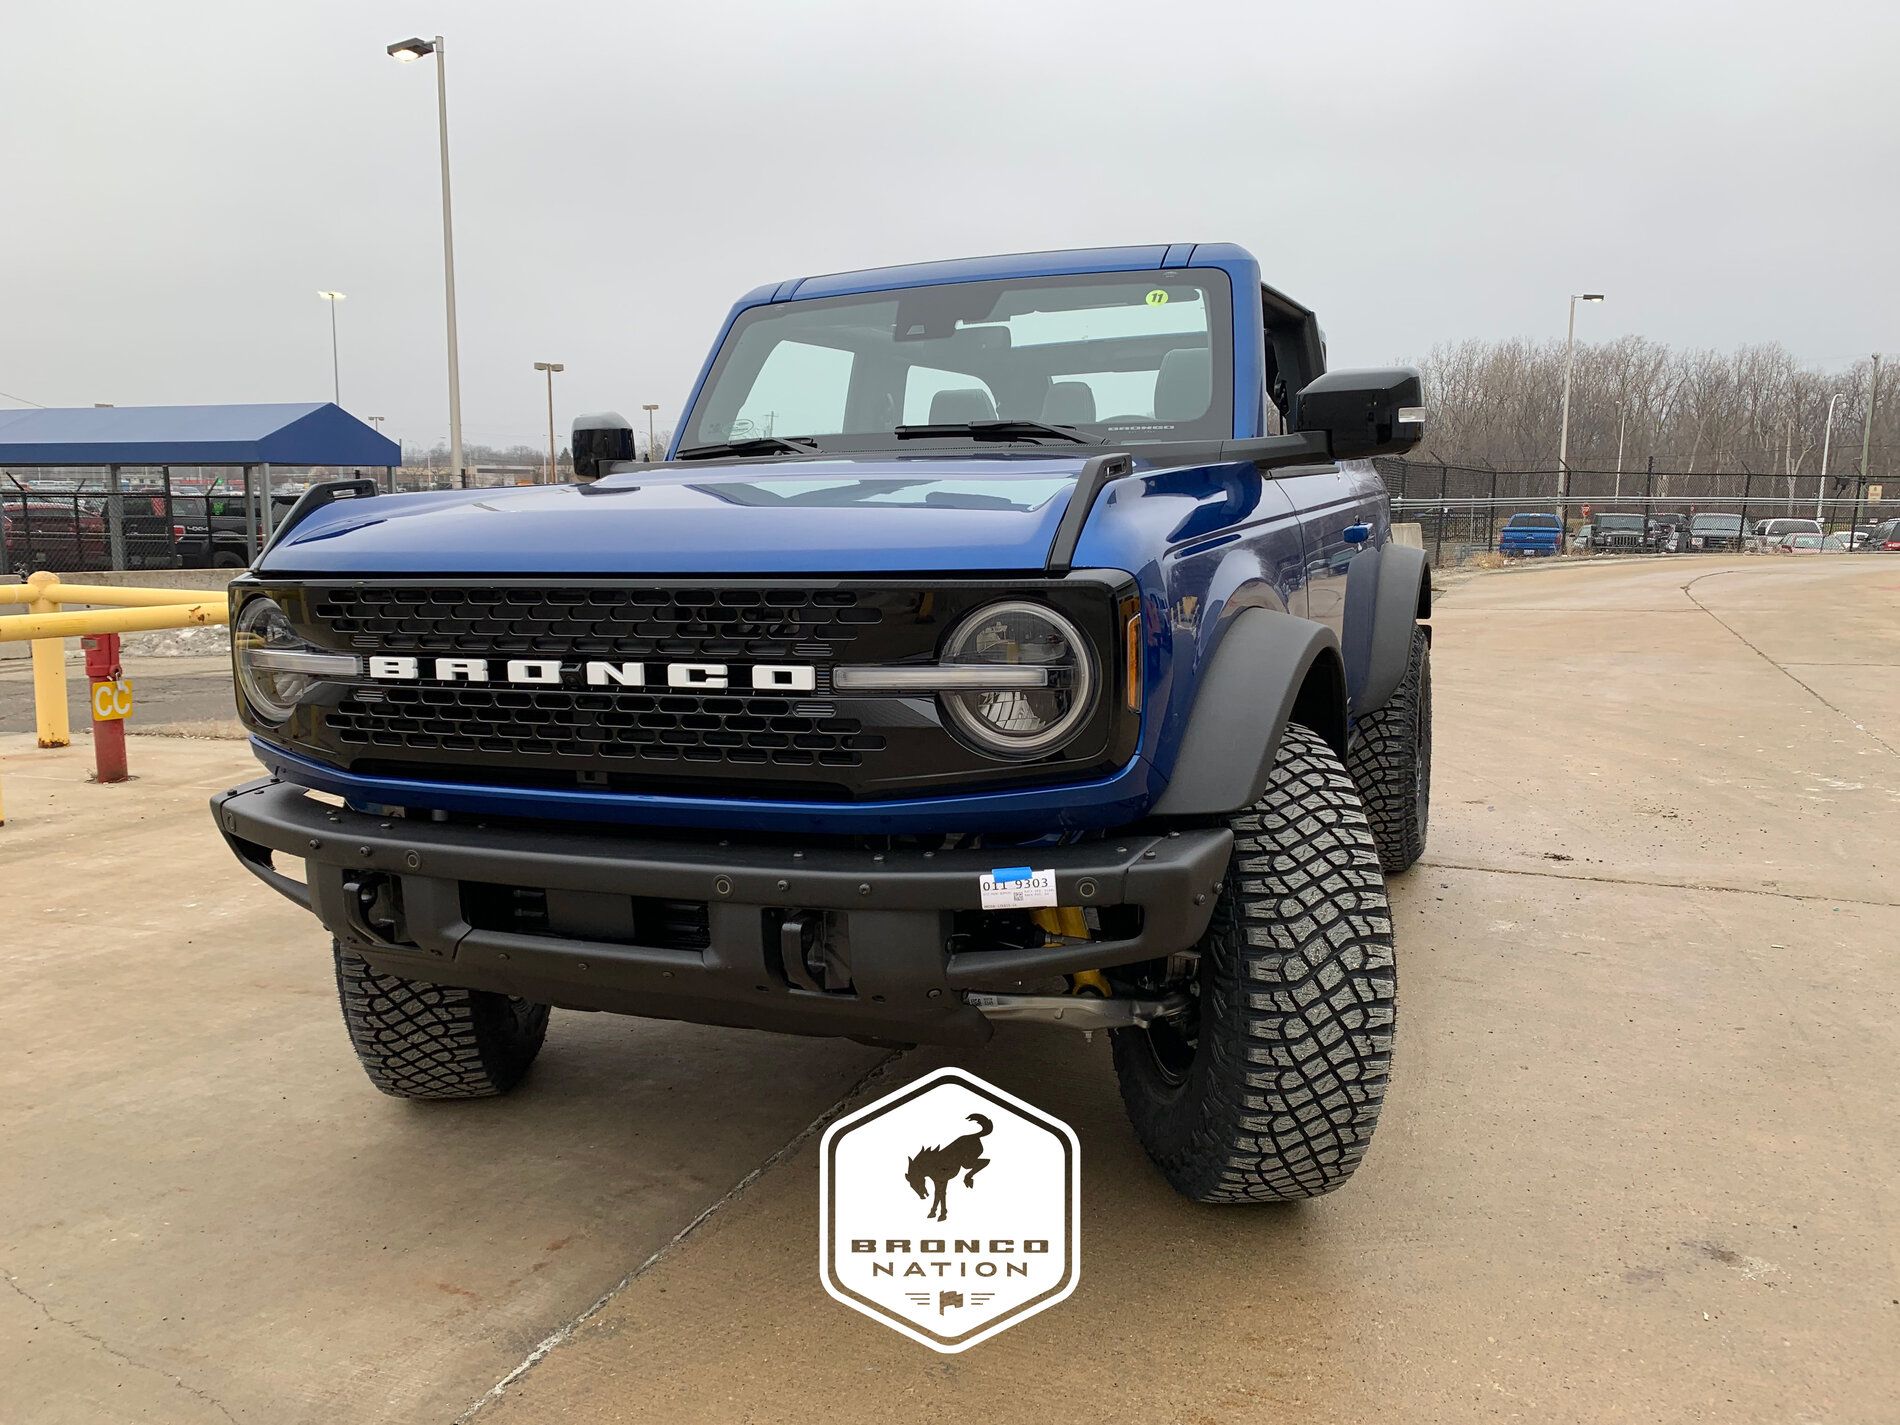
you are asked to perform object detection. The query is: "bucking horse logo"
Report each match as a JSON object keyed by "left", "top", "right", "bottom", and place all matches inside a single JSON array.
[{"left": 904, "top": 1113, "right": 993, "bottom": 1221}]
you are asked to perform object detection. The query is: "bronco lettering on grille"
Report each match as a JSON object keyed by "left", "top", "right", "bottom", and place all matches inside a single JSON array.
[{"left": 365, "top": 657, "right": 817, "bottom": 692}]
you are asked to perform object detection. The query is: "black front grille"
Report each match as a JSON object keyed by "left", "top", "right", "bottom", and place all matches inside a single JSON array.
[
  {"left": 328, "top": 684, "right": 886, "bottom": 769},
  {"left": 258, "top": 577, "right": 1139, "bottom": 802},
  {"left": 312, "top": 585, "right": 881, "bottom": 660}
]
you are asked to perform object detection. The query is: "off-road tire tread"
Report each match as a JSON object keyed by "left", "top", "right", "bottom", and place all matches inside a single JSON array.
[
  {"left": 1113, "top": 724, "right": 1396, "bottom": 1203},
  {"left": 333, "top": 945, "right": 549, "bottom": 1100},
  {"left": 1345, "top": 626, "right": 1431, "bottom": 874}
]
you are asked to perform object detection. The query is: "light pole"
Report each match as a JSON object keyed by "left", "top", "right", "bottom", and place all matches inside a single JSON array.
[
  {"left": 1815, "top": 392, "right": 1845, "bottom": 523},
  {"left": 1556, "top": 293, "right": 1604, "bottom": 517},
  {"left": 388, "top": 36, "right": 464, "bottom": 485},
  {"left": 368, "top": 415, "right": 385, "bottom": 431},
  {"left": 642, "top": 403, "right": 661, "bottom": 462},
  {"left": 1859, "top": 354, "right": 1883, "bottom": 480},
  {"left": 534, "top": 362, "right": 565, "bottom": 483},
  {"left": 1613, "top": 405, "right": 1628, "bottom": 500},
  {"left": 317, "top": 292, "right": 346, "bottom": 404}
]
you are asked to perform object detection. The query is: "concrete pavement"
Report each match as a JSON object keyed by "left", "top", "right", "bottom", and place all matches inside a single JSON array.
[
  {"left": 481, "top": 557, "right": 1900, "bottom": 1424},
  {"left": 3, "top": 556, "right": 1897, "bottom": 1423}
]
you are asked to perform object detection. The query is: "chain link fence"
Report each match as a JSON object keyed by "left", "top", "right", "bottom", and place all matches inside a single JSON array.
[
  {"left": 0, "top": 465, "right": 553, "bottom": 575},
  {"left": 1374, "top": 459, "right": 1898, "bottom": 565}
]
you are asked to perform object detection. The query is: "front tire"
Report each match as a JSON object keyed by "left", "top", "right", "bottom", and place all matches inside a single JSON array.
[
  {"left": 1345, "top": 626, "right": 1431, "bottom": 874},
  {"left": 1111, "top": 724, "right": 1396, "bottom": 1203},
  {"left": 334, "top": 945, "right": 550, "bottom": 1100}
]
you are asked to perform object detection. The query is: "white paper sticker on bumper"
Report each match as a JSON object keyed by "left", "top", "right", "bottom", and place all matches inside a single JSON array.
[{"left": 978, "top": 867, "right": 1057, "bottom": 910}]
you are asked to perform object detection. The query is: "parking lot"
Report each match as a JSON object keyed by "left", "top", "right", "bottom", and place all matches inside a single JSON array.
[{"left": 4, "top": 555, "right": 1897, "bottom": 1424}]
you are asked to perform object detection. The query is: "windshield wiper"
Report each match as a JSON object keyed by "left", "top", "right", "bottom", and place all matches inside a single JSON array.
[
  {"left": 674, "top": 434, "right": 824, "bottom": 461},
  {"left": 893, "top": 419, "right": 1100, "bottom": 446}
]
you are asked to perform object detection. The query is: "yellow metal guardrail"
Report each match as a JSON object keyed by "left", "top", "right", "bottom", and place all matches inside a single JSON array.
[{"left": 0, "top": 570, "right": 229, "bottom": 750}]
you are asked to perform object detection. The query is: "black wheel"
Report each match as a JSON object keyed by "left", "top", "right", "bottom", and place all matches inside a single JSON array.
[
  {"left": 1111, "top": 724, "right": 1396, "bottom": 1203},
  {"left": 211, "top": 550, "right": 247, "bottom": 569},
  {"left": 333, "top": 944, "right": 550, "bottom": 1100},
  {"left": 1344, "top": 626, "right": 1431, "bottom": 874}
]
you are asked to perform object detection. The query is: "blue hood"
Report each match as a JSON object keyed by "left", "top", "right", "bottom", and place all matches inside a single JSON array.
[{"left": 260, "top": 454, "right": 1097, "bottom": 576}]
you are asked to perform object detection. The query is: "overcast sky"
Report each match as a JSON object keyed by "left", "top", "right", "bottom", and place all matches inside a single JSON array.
[{"left": 4, "top": 0, "right": 1896, "bottom": 454}]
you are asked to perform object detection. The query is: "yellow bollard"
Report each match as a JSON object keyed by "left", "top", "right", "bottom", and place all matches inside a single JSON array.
[{"left": 26, "top": 572, "right": 69, "bottom": 749}]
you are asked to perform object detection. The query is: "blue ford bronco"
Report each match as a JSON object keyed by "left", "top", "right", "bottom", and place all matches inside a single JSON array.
[{"left": 213, "top": 244, "right": 1432, "bottom": 1203}]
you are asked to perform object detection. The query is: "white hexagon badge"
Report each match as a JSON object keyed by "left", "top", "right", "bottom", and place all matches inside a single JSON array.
[{"left": 820, "top": 1067, "right": 1080, "bottom": 1352}]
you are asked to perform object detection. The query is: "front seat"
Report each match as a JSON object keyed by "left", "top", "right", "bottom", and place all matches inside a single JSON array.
[
  {"left": 1041, "top": 380, "right": 1097, "bottom": 425},
  {"left": 1153, "top": 348, "right": 1212, "bottom": 423},
  {"left": 929, "top": 387, "right": 998, "bottom": 424}
]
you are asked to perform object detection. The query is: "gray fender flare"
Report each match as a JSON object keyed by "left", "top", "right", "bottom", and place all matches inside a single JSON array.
[
  {"left": 1150, "top": 608, "right": 1344, "bottom": 818},
  {"left": 1342, "top": 542, "right": 1430, "bottom": 715}
]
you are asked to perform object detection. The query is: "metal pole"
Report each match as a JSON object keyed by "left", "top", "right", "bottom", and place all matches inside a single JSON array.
[
  {"left": 1557, "top": 297, "right": 1578, "bottom": 515},
  {"left": 242, "top": 465, "right": 258, "bottom": 561},
  {"left": 1613, "top": 408, "right": 1627, "bottom": 500},
  {"left": 259, "top": 463, "right": 274, "bottom": 542},
  {"left": 105, "top": 464, "right": 126, "bottom": 571},
  {"left": 329, "top": 297, "right": 341, "bottom": 405},
  {"left": 546, "top": 367, "right": 557, "bottom": 483},
  {"left": 27, "top": 571, "right": 71, "bottom": 747},
  {"left": 1858, "top": 353, "right": 1883, "bottom": 490},
  {"left": 643, "top": 403, "right": 660, "bottom": 462},
  {"left": 434, "top": 37, "right": 465, "bottom": 485},
  {"left": 1817, "top": 393, "right": 1842, "bottom": 523}
]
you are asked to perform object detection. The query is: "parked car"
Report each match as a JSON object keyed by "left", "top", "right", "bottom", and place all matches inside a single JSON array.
[
  {"left": 1775, "top": 533, "right": 1845, "bottom": 554},
  {"left": 1590, "top": 512, "right": 1648, "bottom": 553},
  {"left": 1862, "top": 517, "right": 1900, "bottom": 551},
  {"left": 1498, "top": 511, "right": 1563, "bottom": 557},
  {"left": 1750, "top": 517, "right": 1821, "bottom": 553},
  {"left": 1647, "top": 511, "right": 1690, "bottom": 553},
  {"left": 212, "top": 242, "right": 1435, "bottom": 1206},
  {"left": 1687, "top": 512, "right": 1745, "bottom": 552},
  {"left": 0, "top": 495, "right": 180, "bottom": 573},
  {"left": 1569, "top": 523, "right": 1593, "bottom": 553}
]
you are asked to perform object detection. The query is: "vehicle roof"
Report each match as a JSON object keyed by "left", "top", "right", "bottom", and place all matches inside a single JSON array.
[{"left": 765, "top": 243, "right": 1254, "bottom": 302}]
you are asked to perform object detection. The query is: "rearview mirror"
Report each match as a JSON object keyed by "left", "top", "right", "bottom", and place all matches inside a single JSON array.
[
  {"left": 571, "top": 412, "right": 638, "bottom": 481},
  {"left": 1295, "top": 367, "right": 1424, "bottom": 459}
]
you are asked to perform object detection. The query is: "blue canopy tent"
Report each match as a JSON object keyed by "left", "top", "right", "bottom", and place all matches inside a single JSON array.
[{"left": 0, "top": 403, "right": 399, "bottom": 569}]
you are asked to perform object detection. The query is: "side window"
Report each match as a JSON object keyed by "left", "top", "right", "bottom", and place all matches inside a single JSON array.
[
  {"left": 730, "top": 340, "right": 853, "bottom": 440},
  {"left": 902, "top": 365, "right": 996, "bottom": 424}
]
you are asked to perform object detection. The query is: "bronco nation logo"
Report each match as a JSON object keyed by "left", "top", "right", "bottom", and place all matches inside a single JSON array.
[{"left": 819, "top": 1068, "right": 1079, "bottom": 1352}]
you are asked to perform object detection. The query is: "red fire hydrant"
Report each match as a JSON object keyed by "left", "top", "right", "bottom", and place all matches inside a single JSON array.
[{"left": 82, "top": 632, "right": 131, "bottom": 784}]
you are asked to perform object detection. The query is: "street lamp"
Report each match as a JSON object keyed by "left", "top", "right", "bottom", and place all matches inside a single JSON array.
[
  {"left": 642, "top": 402, "right": 661, "bottom": 462},
  {"left": 534, "top": 362, "right": 565, "bottom": 483},
  {"left": 317, "top": 292, "right": 346, "bottom": 405},
  {"left": 387, "top": 35, "right": 464, "bottom": 485},
  {"left": 1815, "top": 392, "right": 1846, "bottom": 524},
  {"left": 1556, "top": 292, "right": 1605, "bottom": 515}
]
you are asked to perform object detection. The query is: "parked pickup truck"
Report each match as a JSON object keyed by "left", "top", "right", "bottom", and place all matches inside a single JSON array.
[
  {"left": 173, "top": 492, "right": 298, "bottom": 568},
  {"left": 1688, "top": 512, "right": 1745, "bottom": 552},
  {"left": 0, "top": 494, "right": 180, "bottom": 573},
  {"left": 1498, "top": 512, "right": 1563, "bottom": 557},
  {"left": 211, "top": 244, "right": 1433, "bottom": 1205}
]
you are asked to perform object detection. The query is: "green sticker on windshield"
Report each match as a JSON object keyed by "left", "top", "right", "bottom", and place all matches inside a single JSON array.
[{"left": 1145, "top": 289, "right": 1169, "bottom": 307}]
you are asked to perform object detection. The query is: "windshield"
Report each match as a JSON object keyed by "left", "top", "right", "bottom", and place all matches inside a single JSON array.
[
  {"left": 681, "top": 269, "right": 1234, "bottom": 451},
  {"left": 1507, "top": 514, "right": 1560, "bottom": 528},
  {"left": 1597, "top": 514, "right": 1646, "bottom": 530},
  {"left": 1692, "top": 515, "right": 1742, "bottom": 532}
]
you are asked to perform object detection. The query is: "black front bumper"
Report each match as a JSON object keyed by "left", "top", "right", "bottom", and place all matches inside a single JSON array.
[{"left": 211, "top": 779, "right": 1230, "bottom": 1046}]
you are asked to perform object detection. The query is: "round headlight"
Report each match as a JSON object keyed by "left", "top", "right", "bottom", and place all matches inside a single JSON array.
[
  {"left": 940, "top": 601, "right": 1095, "bottom": 758},
  {"left": 234, "top": 596, "right": 315, "bottom": 724}
]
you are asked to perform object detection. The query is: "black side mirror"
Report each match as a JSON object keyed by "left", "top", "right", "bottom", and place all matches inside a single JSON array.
[
  {"left": 571, "top": 412, "right": 637, "bottom": 481},
  {"left": 1295, "top": 367, "right": 1425, "bottom": 459}
]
